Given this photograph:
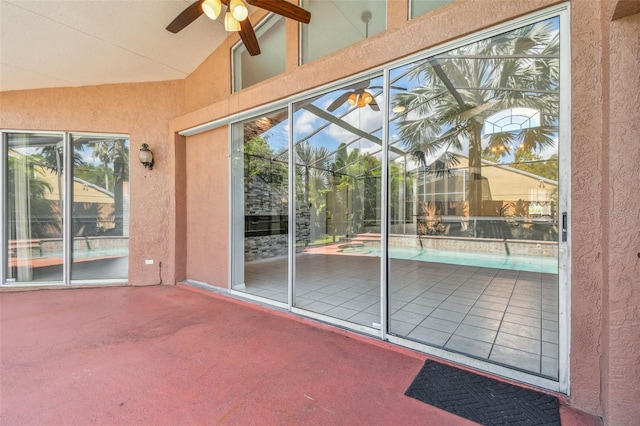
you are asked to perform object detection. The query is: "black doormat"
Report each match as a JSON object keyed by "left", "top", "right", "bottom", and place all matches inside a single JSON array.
[{"left": 405, "top": 360, "right": 560, "bottom": 425}]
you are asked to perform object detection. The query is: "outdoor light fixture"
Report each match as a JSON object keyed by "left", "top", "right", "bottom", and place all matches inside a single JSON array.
[
  {"left": 139, "top": 144, "right": 154, "bottom": 170},
  {"left": 202, "top": 0, "right": 222, "bottom": 20},
  {"left": 360, "top": 91, "right": 373, "bottom": 105},
  {"left": 346, "top": 91, "right": 374, "bottom": 109}
]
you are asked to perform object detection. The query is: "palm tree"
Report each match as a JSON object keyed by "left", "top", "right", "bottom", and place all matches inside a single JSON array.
[
  {"left": 295, "top": 142, "right": 331, "bottom": 244},
  {"left": 111, "top": 139, "right": 128, "bottom": 235},
  {"left": 91, "top": 139, "right": 113, "bottom": 192},
  {"left": 393, "top": 18, "right": 559, "bottom": 217},
  {"left": 7, "top": 152, "right": 58, "bottom": 239}
]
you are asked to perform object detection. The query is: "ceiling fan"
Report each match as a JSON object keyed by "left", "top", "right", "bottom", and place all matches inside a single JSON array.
[
  {"left": 166, "top": 0, "right": 311, "bottom": 56},
  {"left": 327, "top": 81, "right": 381, "bottom": 112},
  {"left": 327, "top": 80, "right": 408, "bottom": 112}
]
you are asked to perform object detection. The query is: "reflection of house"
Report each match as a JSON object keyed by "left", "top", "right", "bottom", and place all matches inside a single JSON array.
[
  {"left": 416, "top": 155, "right": 557, "bottom": 216},
  {"left": 36, "top": 164, "right": 127, "bottom": 236}
]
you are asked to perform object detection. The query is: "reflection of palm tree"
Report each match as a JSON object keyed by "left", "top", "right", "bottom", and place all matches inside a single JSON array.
[
  {"left": 394, "top": 19, "right": 559, "bottom": 216},
  {"left": 40, "top": 142, "right": 84, "bottom": 215},
  {"left": 112, "top": 139, "right": 127, "bottom": 235},
  {"left": 296, "top": 142, "right": 330, "bottom": 243},
  {"left": 92, "top": 139, "right": 113, "bottom": 191},
  {"left": 296, "top": 142, "right": 330, "bottom": 191},
  {"left": 7, "top": 153, "right": 59, "bottom": 238},
  {"left": 80, "top": 138, "right": 129, "bottom": 235}
]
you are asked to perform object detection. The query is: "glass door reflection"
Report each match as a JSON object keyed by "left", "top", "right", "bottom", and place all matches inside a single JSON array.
[
  {"left": 5, "top": 132, "right": 64, "bottom": 283},
  {"left": 293, "top": 76, "right": 384, "bottom": 329},
  {"left": 231, "top": 109, "right": 290, "bottom": 303},
  {"left": 386, "top": 17, "right": 561, "bottom": 379},
  {"left": 71, "top": 135, "right": 129, "bottom": 281}
]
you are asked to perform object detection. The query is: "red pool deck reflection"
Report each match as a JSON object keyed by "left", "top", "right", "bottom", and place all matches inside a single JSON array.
[{"left": 0, "top": 285, "right": 600, "bottom": 425}]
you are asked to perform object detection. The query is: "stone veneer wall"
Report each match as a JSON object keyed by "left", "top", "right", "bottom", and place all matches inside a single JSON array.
[{"left": 244, "top": 176, "right": 310, "bottom": 262}]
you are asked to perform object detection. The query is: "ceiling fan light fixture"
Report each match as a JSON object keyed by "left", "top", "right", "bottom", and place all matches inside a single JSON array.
[
  {"left": 224, "top": 11, "right": 241, "bottom": 31},
  {"left": 202, "top": 0, "right": 222, "bottom": 20},
  {"left": 357, "top": 96, "right": 366, "bottom": 108},
  {"left": 361, "top": 91, "right": 373, "bottom": 105},
  {"left": 347, "top": 93, "right": 358, "bottom": 106},
  {"left": 230, "top": 0, "right": 249, "bottom": 21}
]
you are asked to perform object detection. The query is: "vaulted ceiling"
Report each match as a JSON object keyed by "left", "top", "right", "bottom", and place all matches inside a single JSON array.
[{"left": 0, "top": 0, "right": 232, "bottom": 92}]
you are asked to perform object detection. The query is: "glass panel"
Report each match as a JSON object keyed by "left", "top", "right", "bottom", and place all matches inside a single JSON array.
[
  {"left": 70, "top": 135, "right": 129, "bottom": 280},
  {"left": 231, "top": 109, "right": 290, "bottom": 303},
  {"left": 301, "top": 0, "right": 386, "bottom": 64},
  {"left": 233, "top": 15, "right": 285, "bottom": 91},
  {"left": 5, "top": 132, "right": 64, "bottom": 283},
  {"left": 293, "top": 75, "right": 384, "bottom": 328},
  {"left": 387, "top": 17, "right": 560, "bottom": 379},
  {"left": 410, "top": 0, "right": 455, "bottom": 19}
]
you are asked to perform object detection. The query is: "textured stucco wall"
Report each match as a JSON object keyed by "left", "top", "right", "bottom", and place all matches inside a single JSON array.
[
  {"left": 568, "top": 0, "right": 607, "bottom": 416},
  {"left": 0, "top": 80, "right": 185, "bottom": 286},
  {"left": 605, "top": 10, "right": 640, "bottom": 425},
  {"left": 185, "top": 128, "right": 228, "bottom": 286}
]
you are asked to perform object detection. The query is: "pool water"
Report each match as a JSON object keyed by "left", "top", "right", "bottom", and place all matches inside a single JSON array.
[
  {"left": 72, "top": 247, "right": 129, "bottom": 259},
  {"left": 27, "top": 247, "right": 129, "bottom": 260},
  {"left": 340, "top": 246, "right": 558, "bottom": 274}
]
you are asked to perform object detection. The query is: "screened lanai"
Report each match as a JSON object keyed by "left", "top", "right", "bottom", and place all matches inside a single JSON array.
[{"left": 228, "top": 14, "right": 563, "bottom": 383}]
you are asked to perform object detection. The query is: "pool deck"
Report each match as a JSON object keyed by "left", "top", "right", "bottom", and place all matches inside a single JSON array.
[
  {"left": 243, "top": 249, "right": 560, "bottom": 379},
  {"left": 0, "top": 285, "right": 601, "bottom": 425}
]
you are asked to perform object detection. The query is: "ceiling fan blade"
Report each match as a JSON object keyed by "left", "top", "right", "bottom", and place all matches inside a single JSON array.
[
  {"left": 166, "top": 1, "right": 205, "bottom": 33},
  {"left": 247, "top": 0, "right": 311, "bottom": 24},
  {"left": 350, "top": 80, "right": 371, "bottom": 92},
  {"left": 239, "top": 18, "right": 261, "bottom": 56},
  {"left": 327, "top": 92, "right": 353, "bottom": 112},
  {"left": 368, "top": 98, "right": 380, "bottom": 111}
]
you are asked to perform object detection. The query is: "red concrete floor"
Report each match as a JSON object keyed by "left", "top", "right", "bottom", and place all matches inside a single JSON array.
[{"left": 0, "top": 285, "right": 601, "bottom": 425}]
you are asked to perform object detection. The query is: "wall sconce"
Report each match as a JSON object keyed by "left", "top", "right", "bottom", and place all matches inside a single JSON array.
[{"left": 139, "top": 144, "right": 154, "bottom": 170}]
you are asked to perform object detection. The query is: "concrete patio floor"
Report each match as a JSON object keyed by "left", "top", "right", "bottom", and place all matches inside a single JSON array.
[{"left": 0, "top": 285, "right": 600, "bottom": 425}]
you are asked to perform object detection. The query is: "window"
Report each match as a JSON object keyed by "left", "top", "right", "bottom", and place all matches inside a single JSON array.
[
  {"left": 233, "top": 14, "right": 286, "bottom": 92},
  {"left": 409, "top": 0, "right": 455, "bottom": 19},
  {"left": 301, "top": 0, "right": 386, "bottom": 64}
]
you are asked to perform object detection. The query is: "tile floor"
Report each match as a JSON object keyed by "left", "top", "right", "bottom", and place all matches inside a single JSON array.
[{"left": 242, "top": 251, "right": 559, "bottom": 380}]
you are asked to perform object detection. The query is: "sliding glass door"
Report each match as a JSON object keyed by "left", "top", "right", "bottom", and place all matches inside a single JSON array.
[
  {"left": 230, "top": 109, "right": 290, "bottom": 303},
  {"left": 4, "top": 132, "right": 64, "bottom": 283},
  {"left": 292, "top": 76, "right": 383, "bottom": 329},
  {"left": 386, "top": 17, "right": 562, "bottom": 379},
  {"left": 227, "top": 7, "right": 568, "bottom": 387},
  {"left": 2, "top": 131, "right": 129, "bottom": 285},
  {"left": 71, "top": 135, "right": 129, "bottom": 280}
]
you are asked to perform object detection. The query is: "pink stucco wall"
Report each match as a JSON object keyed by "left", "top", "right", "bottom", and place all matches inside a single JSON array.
[
  {"left": 568, "top": 0, "right": 606, "bottom": 416},
  {"left": 604, "top": 7, "right": 640, "bottom": 424},
  {"left": 0, "top": 81, "right": 186, "bottom": 286},
  {"left": 184, "top": 128, "right": 229, "bottom": 286}
]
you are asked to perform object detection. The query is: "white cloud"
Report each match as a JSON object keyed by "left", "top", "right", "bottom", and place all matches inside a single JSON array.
[{"left": 293, "top": 109, "right": 320, "bottom": 136}]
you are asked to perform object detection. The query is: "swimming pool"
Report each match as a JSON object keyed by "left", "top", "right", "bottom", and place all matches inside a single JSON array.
[
  {"left": 26, "top": 246, "right": 129, "bottom": 260},
  {"left": 339, "top": 245, "right": 558, "bottom": 274}
]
